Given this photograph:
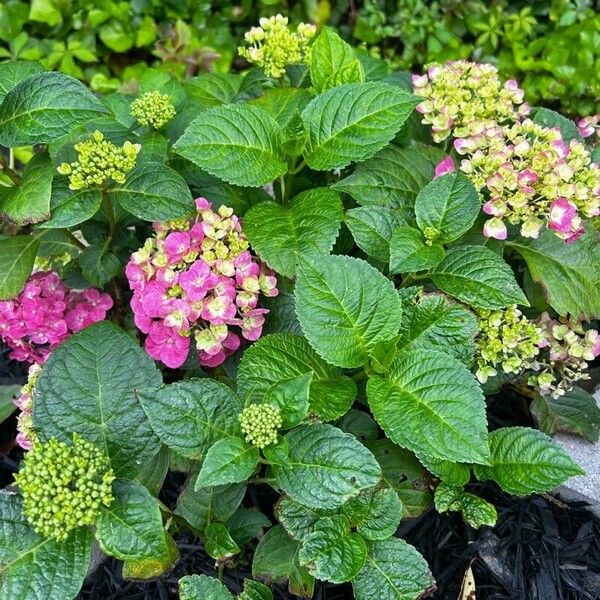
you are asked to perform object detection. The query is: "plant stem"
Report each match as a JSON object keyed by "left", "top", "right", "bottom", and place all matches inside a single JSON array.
[
  {"left": 0, "top": 154, "right": 21, "bottom": 185},
  {"left": 217, "top": 564, "right": 225, "bottom": 582},
  {"left": 8, "top": 148, "right": 14, "bottom": 171},
  {"left": 101, "top": 188, "right": 116, "bottom": 251},
  {"left": 251, "top": 477, "right": 275, "bottom": 485},
  {"left": 279, "top": 174, "right": 286, "bottom": 205},
  {"left": 351, "top": 370, "right": 368, "bottom": 382}
]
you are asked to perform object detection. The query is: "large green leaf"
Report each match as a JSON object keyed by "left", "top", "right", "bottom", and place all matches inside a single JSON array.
[
  {"left": 301, "top": 82, "right": 418, "bottom": 171},
  {"left": 0, "top": 492, "right": 92, "bottom": 600},
  {"left": 0, "top": 72, "right": 108, "bottom": 146},
  {"left": 204, "top": 522, "right": 240, "bottom": 560},
  {"left": 352, "top": 538, "right": 434, "bottom": 600},
  {"left": 474, "top": 427, "right": 584, "bottom": 495},
  {"left": 0, "top": 61, "right": 44, "bottom": 102},
  {"left": 179, "top": 574, "right": 234, "bottom": 600},
  {"left": 244, "top": 188, "right": 343, "bottom": 278},
  {"left": 41, "top": 177, "right": 102, "bottom": 228},
  {"left": 195, "top": 438, "right": 260, "bottom": 489},
  {"left": 33, "top": 322, "right": 162, "bottom": 479},
  {"left": 342, "top": 487, "right": 403, "bottom": 540},
  {"left": 0, "top": 384, "right": 18, "bottom": 425},
  {"left": 275, "top": 496, "right": 330, "bottom": 542},
  {"left": 0, "top": 235, "right": 39, "bottom": 300},
  {"left": 226, "top": 508, "right": 271, "bottom": 546},
  {"left": 252, "top": 88, "right": 312, "bottom": 129},
  {"left": 414, "top": 172, "right": 480, "bottom": 243},
  {"left": 531, "top": 387, "right": 600, "bottom": 443},
  {"left": 506, "top": 229, "right": 600, "bottom": 319},
  {"left": 310, "top": 27, "right": 364, "bottom": 93},
  {"left": 397, "top": 293, "right": 478, "bottom": 363},
  {"left": 345, "top": 206, "right": 406, "bottom": 262},
  {"left": 96, "top": 479, "right": 168, "bottom": 561},
  {"left": 298, "top": 515, "right": 367, "bottom": 583},
  {"left": 332, "top": 143, "right": 444, "bottom": 208},
  {"left": 252, "top": 525, "right": 301, "bottom": 581},
  {"left": 237, "top": 333, "right": 356, "bottom": 422},
  {"left": 267, "top": 424, "right": 382, "bottom": 509},
  {"left": 389, "top": 226, "right": 445, "bottom": 274},
  {"left": 78, "top": 246, "right": 122, "bottom": 286},
  {"left": 109, "top": 162, "right": 194, "bottom": 221},
  {"left": 173, "top": 103, "right": 287, "bottom": 187},
  {"left": 137, "top": 379, "right": 242, "bottom": 459},
  {"left": 295, "top": 255, "right": 403, "bottom": 368},
  {"left": 430, "top": 245, "right": 529, "bottom": 309},
  {"left": 416, "top": 454, "right": 471, "bottom": 486},
  {"left": 367, "top": 350, "right": 489, "bottom": 464},
  {"left": 0, "top": 153, "right": 52, "bottom": 225},
  {"left": 434, "top": 483, "right": 497, "bottom": 529},
  {"left": 264, "top": 373, "right": 312, "bottom": 429},
  {"left": 185, "top": 73, "right": 241, "bottom": 107}
]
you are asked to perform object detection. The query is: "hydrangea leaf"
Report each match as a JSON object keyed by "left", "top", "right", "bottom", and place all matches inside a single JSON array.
[
  {"left": 173, "top": 104, "right": 287, "bottom": 187},
  {"left": 33, "top": 321, "right": 163, "bottom": 479},
  {"left": 78, "top": 246, "right": 122, "bottom": 286},
  {"left": 264, "top": 372, "right": 312, "bottom": 429},
  {"left": 275, "top": 496, "right": 331, "bottom": 542},
  {"left": 352, "top": 538, "right": 434, "bottom": 600},
  {"left": 434, "top": 483, "right": 497, "bottom": 529},
  {"left": 0, "top": 72, "right": 109, "bottom": 146},
  {"left": 195, "top": 438, "right": 260, "bottom": 489},
  {"left": 337, "top": 409, "right": 379, "bottom": 445},
  {"left": 332, "top": 143, "right": 444, "bottom": 208},
  {"left": 367, "top": 350, "right": 489, "bottom": 464},
  {"left": 0, "top": 235, "right": 39, "bottom": 300},
  {"left": 416, "top": 453, "right": 471, "bottom": 487},
  {"left": 137, "top": 379, "right": 243, "bottom": 459},
  {"left": 185, "top": 73, "right": 241, "bottom": 107},
  {"left": 301, "top": 82, "right": 418, "bottom": 171},
  {"left": 342, "top": 487, "right": 403, "bottom": 540},
  {"left": 176, "top": 474, "right": 246, "bottom": 532},
  {"left": 0, "top": 153, "right": 53, "bottom": 225},
  {"left": 389, "top": 225, "right": 445, "bottom": 274},
  {"left": 108, "top": 162, "right": 194, "bottom": 221},
  {"left": 41, "top": 177, "right": 102, "bottom": 229},
  {"left": 430, "top": 245, "right": 529, "bottom": 309},
  {"left": 239, "top": 579, "right": 273, "bottom": 600},
  {"left": 121, "top": 532, "right": 179, "bottom": 580},
  {"left": 96, "top": 479, "right": 169, "bottom": 561},
  {"left": 0, "top": 61, "right": 44, "bottom": 102},
  {"left": 397, "top": 293, "right": 478, "bottom": 364},
  {"left": 298, "top": 515, "right": 367, "bottom": 583},
  {"left": 237, "top": 333, "right": 356, "bottom": 422},
  {"left": 204, "top": 522, "right": 240, "bottom": 560},
  {"left": 414, "top": 172, "right": 480, "bottom": 244},
  {"left": 310, "top": 27, "right": 364, "bottom": 93},
  {"left": 473, "top": 427, "right": 584, "bottom": 495},
  {"left": 179, "top": 574, "right": 234, "bottom": 600},
  {"left": 345, "top": 206, "right": 406, "bottom": 262},
  {"left": 267, "top": 424, "right": 382, "bottom": 510},
  {"left": 506, "top": 229, "right": 600, "bottom": 319},
  {"left": 295, "top": 255, "right": 403, "bottom": 368},
  {"left": 252, "top": 88, "right": 312, "bottom": 129},
  {"left": 225, "top": 508, "right": 271, "bottom": 547},
  {"left": 531, "top": 387, "right": 600, "bottom": 443},
  {"left": 244, "top": 188, "right": 343, "bottom": 278}
]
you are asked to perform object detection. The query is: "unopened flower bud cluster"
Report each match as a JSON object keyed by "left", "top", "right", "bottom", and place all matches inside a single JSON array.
[
  {"left": 414, "top": 61, "right": 600, "bottom": 244},
  {"left": 14, "top": 434, "right": 115, "bottom": 540},
  {"left": 57, "top": 130, "right": 140, "bottom": 190},
  {"left": 126, "top": 198, "right": 278, "bottom": 369},
  {"left": 238, "top": 14, "right": 316, "bottom": 78},
  {"left": 14, "top": 364, "right": 42, "bottom": 451},
  {"left": 528, "top": 313, "right": 600, "bottom": 398},
  {"left": 131, "top": 91, "right": 176, "bottom": 129},
  {"left": 239, "top": 404, "right": 282, "bottom": 448},
  {"left": 475, "top": 306, "right": 542, "bottom": 384}
]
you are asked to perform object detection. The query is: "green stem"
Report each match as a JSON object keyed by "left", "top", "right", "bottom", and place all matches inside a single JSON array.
[
  {"left": 351, "top": 370, "right": 368, "bottom": 382},
  {"left": 279, "top": 174, "right": 286, "bottom": 205},
  {"left": 288, "top": 159, "right": 305, "bottom": 175},
  {"left": 0, "top": 154, "right": 21, "bottom": 185},
  {"left": 61, "top": 229, "right": 86, "bottom": 250},
  {"left": 101, "top": 188, "right": 116, "bottom": 251},
  {"left": 217, "top": 564, "right": 225, "bottom": 582},
  {"left": 251, "top": 477, "right": 275, "bottom": 485},
  {"left": 8, "top": 148, "right": 14, "bottom": 171}
]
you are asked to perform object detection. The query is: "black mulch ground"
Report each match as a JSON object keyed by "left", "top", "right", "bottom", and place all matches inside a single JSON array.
[{"left": 2, "top": 344, "right": 600, "bottom": 599}]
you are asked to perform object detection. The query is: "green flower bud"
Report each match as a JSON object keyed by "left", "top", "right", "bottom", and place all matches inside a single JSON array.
[
  {"left": 14, "top": 434, "right": 115, "bottom": 540},
  {"left": 239, "top": 404, "right": 282, "bottom": 448},
  {"left": 131, "top": 91, "right": 176, "bottom": 129}
]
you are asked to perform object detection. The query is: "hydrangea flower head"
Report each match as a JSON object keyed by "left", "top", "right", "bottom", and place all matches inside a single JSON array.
[
  {"left": 239, "top": 404, "right": 282, "bottom": 448},
  {"left": 238, "top": 14, "right": 316, "bottom": 78},
  {"left": 412, "top": 61, "right": 528, "bottom": 142},
  {"left": 131, "top": 91, "right": 176, "bottom": 129},
  {"left": 475, "top": 305, "right": 542, "bottom": 383},
  {"left": 126, "top": 198, "right": 277, "bottom": 369},
  {"left": 57, "top": 130, "right": 140, "bottom": 190},
  {"left": 0, "top": 271, "right": 113, "bottom": 364},
  {"left": 14, "top": 434, "right": 115, "bottom": 540},
  {"left": 578, "top": 115, "right": 599, "bottom": 143}
]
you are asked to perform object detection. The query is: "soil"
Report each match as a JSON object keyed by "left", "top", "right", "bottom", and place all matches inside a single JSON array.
[{"left": 2, "top": 344, "right": 600, "bottom": 600}]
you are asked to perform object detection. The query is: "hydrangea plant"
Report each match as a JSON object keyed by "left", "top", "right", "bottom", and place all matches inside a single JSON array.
[{"left": 0, "top": 18, "right": 599, "bottom": 600}]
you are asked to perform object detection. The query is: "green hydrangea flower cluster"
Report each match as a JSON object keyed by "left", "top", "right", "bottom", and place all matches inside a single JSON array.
[
  {"left": 14, "top": 434, "right": 115, "bottom": 540},
  {"left": 57, "top": 130, "right": 141, "bottom": 190},
  {"left": 239, "top": 404, "right": 282, "bottom": 448},
  {"left": 412, "top": 60, "right": 529, "bottom": 142},
  {"left": 238, "top": 14, "right": 316, "bottom": 78},
  {"left": 475, "top": 305, "right": 542, "bottom": 384},
  {"left": 528, "top": 313, "right": 600, "bottom": 398},
  {"left": 131, "top": 91, "right": 176, "bottom": 129}
]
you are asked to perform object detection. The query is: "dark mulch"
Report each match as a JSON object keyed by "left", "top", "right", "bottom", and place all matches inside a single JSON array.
[{"left": 2, "top": 342, "right": 600, "bottom": 599}]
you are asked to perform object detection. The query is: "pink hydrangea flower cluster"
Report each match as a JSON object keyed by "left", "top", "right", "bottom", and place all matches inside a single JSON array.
[
  {"left": 126, "top": 198, "right": 278, "bottom": 369},
  {"left": 14, "top": 364, "right": 41, "bottom": 450},
  {"left": 0, "top": 272, "right": 113, "bottom": 364},
  {"left": 578, "top": 115, "right": 600, "bottom": 144},
  {"left": 412, "top": 60, "right": 529, "bottom": 143}
]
